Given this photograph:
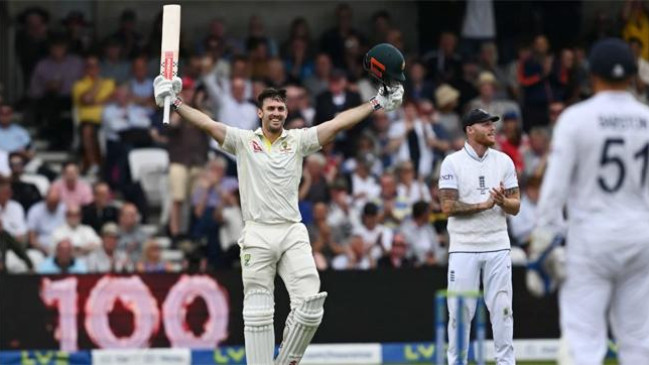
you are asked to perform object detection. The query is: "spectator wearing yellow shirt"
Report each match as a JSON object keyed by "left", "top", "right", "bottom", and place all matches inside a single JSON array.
[
  {"left": 73, "top": 55, "right": 115, "bottom": 175},
  {"left": 622, "top": 0, "right": 649, "bottom": 61}
]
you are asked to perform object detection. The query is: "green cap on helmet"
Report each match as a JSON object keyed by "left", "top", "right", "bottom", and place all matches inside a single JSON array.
[{"left": 364, "top": 43, "right": 406, "bottom": 84}]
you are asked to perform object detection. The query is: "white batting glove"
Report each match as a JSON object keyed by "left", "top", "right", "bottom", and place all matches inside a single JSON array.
[
  {"left": 153, "top": 75, "right": 182, "bottom": 107},
  {"left": 370, "top": 84, "right": 404, "bottom": 112}
]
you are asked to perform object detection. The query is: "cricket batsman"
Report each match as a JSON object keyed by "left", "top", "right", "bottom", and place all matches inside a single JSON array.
[
  {"left": 154, "top": 44, "right": 405, "bottom": 364},
  {"left": 531, "top": 37, "right": 649, "bottom": 365}
]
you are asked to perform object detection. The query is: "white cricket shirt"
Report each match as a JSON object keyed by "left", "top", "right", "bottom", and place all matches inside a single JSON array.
[
  {"left": 438, "top": 142, "right": 518, "bottom": 252},
  {"left": 537, "top": 91, "right": 649, "bottom": 250},
  {"left": 222, "top": 126, "right": 321, "bottom": 224}
]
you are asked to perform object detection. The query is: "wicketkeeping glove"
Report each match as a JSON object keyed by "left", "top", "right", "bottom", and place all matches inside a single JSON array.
[
  {"left": 526, "top": 228, "right": 566, "bottom": 297},
  {"left": 153, "top": 75, "right": 182, "bottom": 107}
]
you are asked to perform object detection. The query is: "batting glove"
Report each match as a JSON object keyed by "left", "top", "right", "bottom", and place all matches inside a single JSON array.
[
  {"left": 153, "top": 75, "right": 182, "bottom": 107},
  {"left": 526, "top": 228, "right": 566, "bottom": 297},
  {"left": 370, "top": 84, "right": 404, "bottom": 112}
]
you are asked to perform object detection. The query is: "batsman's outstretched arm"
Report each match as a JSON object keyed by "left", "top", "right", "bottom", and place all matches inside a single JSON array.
[
  {"left": 316, "top": 84, "right": 404, "bottom": 146},
  {"left": 175, "top": 103, "right": 227, "bottom": 145},
  {"left": 153, "top": 75, "right": 227, "bottom": 145}
]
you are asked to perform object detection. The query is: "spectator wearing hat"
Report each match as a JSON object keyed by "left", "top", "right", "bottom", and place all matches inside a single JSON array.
[
  {"left": 377, "top": 232, "right": 415, "bottom": 269},
  {"left": 167, "top": 77, "right": 211, "bottom": 237},
  {"left": 434, "top": 84, "right": 463, "bottom": 149},
  {"left": 15, "top": 7, "right": 51, "bottom": 88},
  {"left": 86, "top": 222, "right": 132, "bottom": 273},
  {"left": 466, "top": 71, "right": 520, "bottom": 125},
  {"left": 61, "top": 11, "right": 92, "bottom": 56},
  {"left": 73, "top": 54, "right": 116, "bottom": 175},
  {"left": 387, "top": 101, "right": 438, "bottom": 179},
  {"left": 51, "top": 204, "right": 101, "bottom": 256},
  {"left": 38, "top": 238, "right": 88, "bottom": 274}
]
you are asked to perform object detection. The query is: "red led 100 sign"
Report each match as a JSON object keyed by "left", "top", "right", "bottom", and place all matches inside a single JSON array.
[{"left": 41, "top": 275, "right": 230, "bottom": 351}]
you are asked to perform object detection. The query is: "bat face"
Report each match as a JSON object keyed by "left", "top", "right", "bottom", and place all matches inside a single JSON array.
[{"left": 160, "top": 4, "right": 181, "bottom": 80}]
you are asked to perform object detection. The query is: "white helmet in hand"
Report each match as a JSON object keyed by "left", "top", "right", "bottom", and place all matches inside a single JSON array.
[{"left": 153, "top": 75, "right": 183, "bottom": 107}]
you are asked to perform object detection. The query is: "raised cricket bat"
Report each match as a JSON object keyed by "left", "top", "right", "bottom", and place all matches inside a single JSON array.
[{"left": 160, "top": 4, "right": 181, "bottom": 124}]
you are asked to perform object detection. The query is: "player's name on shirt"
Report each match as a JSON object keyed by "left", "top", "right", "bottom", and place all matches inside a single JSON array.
[{"left": 598, "top": 115, "right": 649, "bottom": 130}]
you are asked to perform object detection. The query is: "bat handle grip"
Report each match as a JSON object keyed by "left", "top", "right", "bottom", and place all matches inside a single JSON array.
[{"left": 163, "top": 95, "right": 171, "bottom": 125}]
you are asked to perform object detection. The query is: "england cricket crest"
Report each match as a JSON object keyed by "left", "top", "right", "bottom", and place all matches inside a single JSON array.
[
  {"left": 477, "top": 176, "right": 488, "bottom": 195},
  {"left": 243, "top": 253, "right": 251, "bottom": 266}
]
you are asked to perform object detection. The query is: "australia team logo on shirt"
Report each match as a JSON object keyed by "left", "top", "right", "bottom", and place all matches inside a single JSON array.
[
  {"left": 279, "top": 140, "right": 292, "bottom": 154},
  {"left": 251, "top": 140, "right": 263, "bottom": 153}
]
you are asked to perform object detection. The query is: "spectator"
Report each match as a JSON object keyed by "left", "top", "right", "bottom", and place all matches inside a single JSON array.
[
  {"left": 73, "top": 55, "right": 116, "bottom": 175},
  {"left": 400, "top": 200, "right": 443, "bottom": 266},
  {"left": 86, "top": 222, "right": 132, "bottom": 273},
  {"left": 203, "top": 75, "right": 258, "bottom": 131},
  {"left": 82, "top": 182, "right": 119, "bottom": 233},
  {"left": 466, "top": 72, "right": 520, "bottom": 123},
  {"left": 450, "top": 58, "right": 480, "bottom": 111},
  {"left": 331, "top": 234, "right": 373, "bottom": 270},
  {"left": 0, "top": 104, "right": 33, "bottom": 159},
  {"left": 51, "top": 161, "right": 93, "bottom": 207},
  {"left": 477, "top": 42, "right": 509, "bottom": 97},
  {"left": 320, "top": 3, "right": 365, "bottom": 69},
  {"left": 128, "top": 57, "right": 155, "bottom": 114},
  {"left": 387, "top": 102, "right": 437, "bottom": 179},
  {"left": 459, "top": 0, "right": 496, "bottom": 57},
  {"left": 341, "top": 33, "right": 365, "bottom": 81},
  {"left": 547, "top": 101, "right": 565, "bottom": 128},
  {"left": 299, "top": 153, "right": 331, "bottom": 204},
  {"left": 197, "top": 18, "right": 241, "bottom": 60},
  {"left": 99, "top": 37, "right": 130, "bottom": 83},
  {"left": 0, "top": 227, "right": 34, "bottom": 274},
  {"left": 166, "top": 79, "right": 210, "bottom": 237},
  {"left": 366, "top": 110, "right": 393, "bottom": 169},
  {"left": 117, "top": 202, "right": 149, "bottom": 262},
  {"left": 308, "top": 202, "right": 345, "bottom": 262},
  {"left": 52, "top": 204, "right": 101, "bottom": 255},
  {"left": 247, "top": 38, "right": 271, "bottom": 80},
  {"left": 352, "top": 202, "right": 393, "bottom": 262},
  {"left": 314, "top": 69, "right": 364, "bottom": 157},
  {"left": 303, "top": 53, "right": 333, "bottom": 103},
  {"left": 29, "top": 36, "right": 83, "bottom": 149},
  {"left": 265, "top": 57, "right": 294, "bottom": 88},
  {"left": 38, "top": 238, "right": 87, "bottom": 274},
  {"left": 549, "top": 48, "right": 580, "bottom": 104},
  {"left": 15, "top": 7, "right": 51, "bottom": 90},
  {"left": 281, "top": 17, "right": 314, "bottom": 59},
  {"left": 627, "top": 37, "right": 649, "bottom": 101},
  {"left": 369, "top": 10, "right": 392, "bottom": 46},
  {"left": 285, "top": 85, "right": 315, "bottom": 126},
  {"left": 518, "top": 35, "right": 553, "bottom": 131},
  {"left": 284, "top": 37, "right": 314, "bottom": 82},
  {"left": 377, "top": 171, "right": 409, "bottom": 228},
  {"left": 621, "top": 0, "right": 649, "bottom": 60},
  {"left": 377, "top": 232, "right": 414, "bottom": 269},
  {"left": 0, "top": 178, "right": 27, "bottom": 244},
  {"left": 27, "top": 187, "right": 66, "bottom": 254},
  {"left": 326, "top": 179, "right": 358, "bottom": 245},
  {"left": 136, "top": 240, "right": 173, "bottom": 273},
  {"left": 245, "top": 15, "right": 278, "bottom": 57},
  {"left": 61, "top": 11, "right": 92, "bottom": 56},
  {"left": 404, "top": 60, "right": 435, "bottom": 102},
  {"left": 109, "top": 9, "right": 143, "bottom": 59},
  {"left": 396, "top": 160, "right": 432, "bottom": 206},
  {"left": 215, "top": 189, "right": 243, "bottom": 269},
  {"left": 101, "top": 83, "right": 152, "bottom": 188},
  {"left": 425, "top": 32, "right": 462, "bottom": 85},
  {"left": 434, "top": 84, "right": 464, "bottom": 150},
  {"left": 8, "top": 153, "right": 41, "bottom": 212},
  {"left": 509, "top": 176, "right": 541, "bottom": 247},
  {"left": 522, "top": 127, "right": 550, "bottom": 179},
  {"left": 495, "top": 111, "right": 526, "bottom": 176},
  {"left": 417, "top": 99, "right": 451, "bottom": 166}
]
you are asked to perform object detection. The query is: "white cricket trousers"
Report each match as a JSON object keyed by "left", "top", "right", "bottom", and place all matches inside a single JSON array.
[
  {"left": 240, "top": 221, "right": 320, "bottom": 309},
  {"left": 560, "top": 240, "right": 649, "bottom": 365},
  {"left": 447, "top": 250, "right": 515, "bottom": 365}
]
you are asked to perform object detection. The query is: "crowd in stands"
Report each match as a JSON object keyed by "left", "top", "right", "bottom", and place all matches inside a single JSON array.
[{"left": 1, "top": 0, "right": 648, "bottom": 275}]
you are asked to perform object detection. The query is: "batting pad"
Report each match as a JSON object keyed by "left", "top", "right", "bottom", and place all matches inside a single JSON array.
[
  {"left": 243, "top": 290, "right": 275, "bottom": 365},
  {"left": 275, "top": 292, "right": 328, "bottom": 365}
]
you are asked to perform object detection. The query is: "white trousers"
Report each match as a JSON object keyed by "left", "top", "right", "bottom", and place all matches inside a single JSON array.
[
  {"left": 447, "top": 250, "right": 515, "bottom": 365},
  {"left": 240, "top": 221, "right": 320, "bottom": 310},
  {"left": 560, "top": 240, "right": 649, "bottom": 365}
]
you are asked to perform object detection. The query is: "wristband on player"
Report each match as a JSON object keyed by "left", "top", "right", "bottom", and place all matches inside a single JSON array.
[
  {"left": 369, "top": 97, "right": 383, "bottom": 111},
  {"left": 171, "top": 97, "right": 183, "bottom": 111}
]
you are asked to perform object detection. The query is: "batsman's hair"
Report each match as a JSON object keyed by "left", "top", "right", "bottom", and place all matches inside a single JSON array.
[{"left": 257, "top": 88, "right": 287, "bottom": 108}]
